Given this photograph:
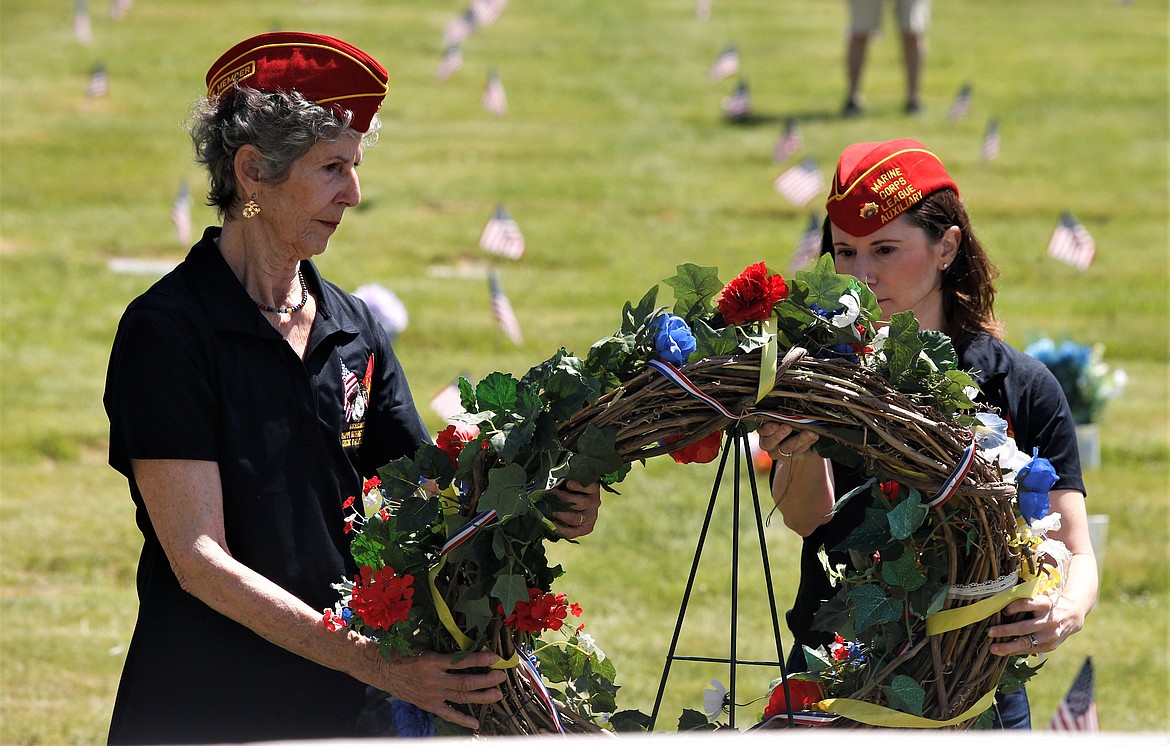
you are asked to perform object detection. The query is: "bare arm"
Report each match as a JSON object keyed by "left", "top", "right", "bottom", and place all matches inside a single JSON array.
[
  {"left": 987, "top": 489, "right": 1098, "bottom": 656},
  {"left": 756, "top": 423, "right": 835, "bottom": 537},
  {"left": 132, "top": 458, "right": 504, "bottom": 728}
]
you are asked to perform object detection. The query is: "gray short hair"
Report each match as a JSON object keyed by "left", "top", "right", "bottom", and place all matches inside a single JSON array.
[{"left": 188, "top": 87, "right": 380, "bottom": 220}]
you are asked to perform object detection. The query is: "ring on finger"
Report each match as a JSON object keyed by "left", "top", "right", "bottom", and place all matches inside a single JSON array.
[
  {"left": 576, "top": 513, "right": 586, "bottom": 527},
  {"left": 778, "top": 449, "right": 793, "bottom": 458},
  {"left": 1027, "top": 633, "right": 1038, "bottom": 648}
]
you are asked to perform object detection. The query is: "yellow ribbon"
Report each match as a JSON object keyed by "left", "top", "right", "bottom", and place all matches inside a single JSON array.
[
  {"left": 426, "top": 556, "right": 520, "bottom": 670},
  {"left": 819, "top": 684, "right": 998, "bottom": 728},
  {"left": 925, "top": 574, "right": 1042, "bottom": 636},
  {"left": 756, "top": 317, "right": 779, "bottom": 403}
]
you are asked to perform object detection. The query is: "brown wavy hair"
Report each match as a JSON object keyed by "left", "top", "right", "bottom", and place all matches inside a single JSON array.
[{"left": 821, "top": 188, "right": 1002, "bottom": 342}]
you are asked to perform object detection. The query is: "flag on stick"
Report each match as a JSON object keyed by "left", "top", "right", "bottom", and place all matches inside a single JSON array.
[
  {"left": 708, "top": 44, "right": 739, "bottom": 83},
  {"left": 1047, "top": 211, "right": 1096, "bottom": 271},
  {"left": 773, "top": 117, "right": 803, "bottom": 163},
  {"left": 721, "top": 79, "right": 751, "bottom": 120},
  {"left": 171, "top": 180, "right": 192, "bottom": 245},
  {"left": 444, "top": 9, "right": 477, "bottom": 47},
  {"left": 85, "top": 62, "right": 108, "bottom": 98},
  {"left": 488, "top": 270, "right": 523, "bottom": 345},
  {"left": 695, "top": 0, "right": 712, "bottom": 20},
  {"left": 1047, "top": 657, "right": 1098, "bottom": 732},
  {"left": 981, "top": 118, "right": 1001, "bottom": 162},
  {"left": 479, "top": 204, "right": 525, "bottom": 260},
  {"left": 471, "top": 0, "right": 506, "bottom": 27},
  {"left": 773, "top": 158, "right": 825, "bottom": 208},
  {"left": 482, "top": 69, "right": 507, "bottom": 117},
  {"left": 109, "top": 0, "right": 132, "bottom": 20},
  {"left": 790, "top": 212, "right": 822, "bottom": 272},
  {"left": 74, "top": 0, "right": 93, "bottom": 43},
  {"left": 435, "top": 45, "right": 464, "bottom": 82},
  {"left": 946, "top": 83, "right": 973, "bottom": 122},
  {"left": 430, "top": 377, "right": 467, "bottom": 422}
]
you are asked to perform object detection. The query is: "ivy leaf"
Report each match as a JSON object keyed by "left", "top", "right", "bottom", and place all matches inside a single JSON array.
[
  {"left": 663, "top": 264, "right": 723, "bottom": 322},
  {"left": 478, "top": 463, "right": 531, "bottom": 520},
  {"left": 453, "top": 593, "right": 493, "bottom": 640},
  {"left": 491, "top": 573, "right": 529, "bottom": 616},
  {"left": 475, "top": 372, "right": 519, "bottom": 419},
  {"left": 882, "top": 675, "right": 925, "bottom": 717},
  {"left": 536, "top": 644, "right": 570, "bottom": 684},
  {"left": 377, "top": 456, "right": 422, "bottom": 501},
  {"left": 792, "top": 253, "right": 850, "bottom": 309},
  {"left": 810, "top": 592, "right": 853, "bottom": 638},
  {"left": 834, "top": 506, "right": 896, "bottom": 553},
  {"left": 677, "top": 709, "right": 717, "bottom": 731},
  {"left": 691, "top": 317, "right": 739, "bottom": 359},
  {"left": 919, "top": 329, "right": 958, "bottom": 372},
  {"left": 395, "top": 494, "right": 440, "bottom": 534},
  {"left": 881, "top": 549, "right": 926, "bottom": 591},
  {"left": 882, "top": 312, "right": 923, "bottom": 384},
  {"left": 802, "top": 644, "right": 833, "bottom": 673},
  {"left": 847, "top": 584, "right": 903, "bottom": 633},
  {"left": 564, "top": 425, "right": 623, "bottom": 486},
  {"left": 609, "top": 711, "right": 651, "bottom": 733},
  {"left": 621, "top": 286, "right": 659, "bottom": 335},
  {"left": 887, "top": 492, "right": 928, "bottom": 541}
]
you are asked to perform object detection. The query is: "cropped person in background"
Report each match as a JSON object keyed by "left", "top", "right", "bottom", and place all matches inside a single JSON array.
[
  {"left": 758, "top": 139, "right": 1097, "bottom": 727},
  {"left": 842, "top": 0, "right": 930, "bottom": 116},
  {"left": 104, "top": 32, "right": 600, "bottom": 744}
]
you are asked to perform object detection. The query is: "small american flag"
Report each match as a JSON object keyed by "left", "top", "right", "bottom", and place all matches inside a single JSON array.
[
  {"left": 773, "top": 158, "right": 825, "bottom": 208},
  {"left": 488, "top": 270, "right": 523, "bottom": 345},
  {"left": 471, "top": 0, "right": 506, "bottom": 27},
  {"left": 479, "top": 204, "right": 526, "bottom": 260},
  {"left": 1047, "top": 657, "right": 1098, "bottom": 732},
  {"left": 444, "top": 9, "right": 477, "bottom": 47},
  {"left": 708, "top": 44, "right": 739, "bottom": 83},
  {"left": 482, "top": 69, "right": 507, "bottom": 117},
  {"left": 74, "top": 0, "right": 92, "bottom": 43},
  {"left": 171, "top": 180, "right": 192, "bottom": 245},
  {"left": 981, "top": 119, "right": 1001, "bottom": 161},
  {"left": 946, "top": 82, "right": 973, "bottom": 123},
  {"left": 773, "top": 117, "right": 803, "bottom": 163},
  {"left": 1047, "top": 211, "right": 1096, "bottom": 271},
  {"left": 430, "top": 377, "right": 467, "bottom": 422},
  {"left": 695, "top": 0, "right": 712, "bottom": 20},
  {"left": 435, "top": 45, "right": 463, "bottom": 82},
  {"left": 109, "top": 0, "right": 132, "bottom": 20},
  {"left": 790, "top": 212, "right": 822, "bottom": 272},
  {"left": 721, "top": 79, "right": 751, "bottom": 120},
  {"left": 85, "top": 62, "right": 108, "bottom": 98}
]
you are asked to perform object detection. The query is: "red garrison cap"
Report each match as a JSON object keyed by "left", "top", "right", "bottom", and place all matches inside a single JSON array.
[
  {"left": 825, "top": 139, "right": 958, "bottom": 237},
  {"left": 205, "top": 32, "right": 388, "bottom": 133}
]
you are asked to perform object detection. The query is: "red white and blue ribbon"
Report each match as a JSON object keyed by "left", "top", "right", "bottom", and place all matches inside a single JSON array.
[
  {"left": 440, "top": 509, "right": 498, "bottom": 556},
  {"left": 518, "top": 650, "right": 566, "bottom": 735},
  {"left": 646, "top": 359, "right": 823, "bottom": 425},
  {"left": 926, "top": 439, "right": 977, "bottom": 509}
]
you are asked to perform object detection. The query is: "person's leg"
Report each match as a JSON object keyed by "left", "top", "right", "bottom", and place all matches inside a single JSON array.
[
  {"left": 897, "top": 0, "right": 930, "bottom": 112},
  {"left": 991, "top": 687, "right": 1033, "bottom": 729},
  {"left": 845, "top": 0, "right": 881, "bottom": 115}
]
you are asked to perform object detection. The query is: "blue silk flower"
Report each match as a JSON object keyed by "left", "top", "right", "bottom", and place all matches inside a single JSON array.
[
  {"left": 391, "top": 699, "right": 436, "bottom": 738},
  {"left": 1015, "top": 447, "right": 1059, "bottom": 523},
  {"left": 654, "top": 313, "right": 697, "bottom": 367}
]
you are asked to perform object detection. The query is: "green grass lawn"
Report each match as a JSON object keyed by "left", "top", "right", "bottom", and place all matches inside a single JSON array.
[{"left": 1, "top": 0, "right": 1166, "bottom": 741}]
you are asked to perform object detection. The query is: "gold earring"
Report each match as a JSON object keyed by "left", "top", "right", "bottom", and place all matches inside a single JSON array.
[{"left": 242, "top": 194, "right": 261, "bottom": 219}]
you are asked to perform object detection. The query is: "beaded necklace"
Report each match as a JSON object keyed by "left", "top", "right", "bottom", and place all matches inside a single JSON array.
[{"left": 255, "top": 270, "right": 308, "bottom": 322}]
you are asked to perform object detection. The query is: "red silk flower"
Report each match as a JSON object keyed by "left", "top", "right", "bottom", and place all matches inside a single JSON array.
[
  {"left": 503, "top": 588, "right": 574, "bottom": 634},
  {"left": 435, "top": 424, "right": 480, "bottom": 466},
  {"left": 349, "top": 565, "right": 414, "bottom": 630},
  {"left": 665, "top": 430, "right": 723, "bottom": 464},
  {"left": 762, "top": 678, "right": 824, "bottom": 718},
  {"left": 716, "top": 262, "right": 788, "bottom": 326}
]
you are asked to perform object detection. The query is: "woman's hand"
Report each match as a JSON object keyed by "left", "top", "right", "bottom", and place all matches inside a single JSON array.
[
  {"left": 986, "top": 585, "right": 1088, "bottom": 656},
  {"left": 757, "top": 422, "right": 818, "bottom": 462},
  {"left": 373, "top": 647, "right": 506, "bottom": 730},
  {"left": 548, "top": 480, "right": 602, "bottom": 539}
]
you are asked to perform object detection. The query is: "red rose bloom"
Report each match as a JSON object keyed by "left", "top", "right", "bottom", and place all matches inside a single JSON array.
[
  {"left": 664, "top": 430, "right": 723, "bottom": 464},
  {"left": 717, "top": 262, "right": 788, "bottom": 326},
  {"left": 762, "top": 678, "right": 824, "bottom": 718},
  {"left": 435, "top": 424, "right": 480, "bottom": 466},
  {"left": 349, "top": 565, "right": 415, "bottom": 631}
]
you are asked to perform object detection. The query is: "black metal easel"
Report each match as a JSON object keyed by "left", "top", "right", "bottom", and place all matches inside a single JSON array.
[{"left": 647, "top": 422, "right": 792, "bottom": 730}]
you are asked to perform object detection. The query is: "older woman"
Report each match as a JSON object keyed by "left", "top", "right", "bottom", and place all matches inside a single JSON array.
[
  {"left": 104, "top": 32, "right": 600, "bottom": 744},
  {"left": 758, "top": 139, "right": 1097, "bottom": 728}
]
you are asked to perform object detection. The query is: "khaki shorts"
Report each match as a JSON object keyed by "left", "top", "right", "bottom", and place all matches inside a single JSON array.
[{"left": 849, "top": 0, "right": 931, "bottom": 34}]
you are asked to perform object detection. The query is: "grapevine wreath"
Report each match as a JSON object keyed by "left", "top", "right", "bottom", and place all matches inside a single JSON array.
[{"left": 324, "top": 257, "right": 1061, "bottom": 734}]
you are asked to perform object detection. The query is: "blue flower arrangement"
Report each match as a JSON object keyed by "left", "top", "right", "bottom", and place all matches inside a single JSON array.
[{"left": 1024, "top": 338, "right": 1126, "bottom": 425}]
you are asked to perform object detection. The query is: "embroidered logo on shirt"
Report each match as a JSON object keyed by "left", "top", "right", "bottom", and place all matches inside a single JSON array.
[{"left": 340, "top": 353, "right": 374, "bottom": 448}]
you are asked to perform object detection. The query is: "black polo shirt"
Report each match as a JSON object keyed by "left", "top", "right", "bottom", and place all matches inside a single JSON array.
[
  {"left": 786, "top": 332, "right": 1086, "bottom": 654},
  {"left": 104, "top": 226, "right": 428, "bottom": 743}
]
